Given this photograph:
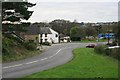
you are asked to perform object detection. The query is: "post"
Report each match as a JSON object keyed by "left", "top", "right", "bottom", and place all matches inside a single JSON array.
[
  {"left": 107, "top": 23, "right": 110, "bottom": 46},
  {"left": 97, "top": 25, "right": 101, "bottom": 42},
  {"left": 107, "top": 32, "right": 110, "bottom": 45}
]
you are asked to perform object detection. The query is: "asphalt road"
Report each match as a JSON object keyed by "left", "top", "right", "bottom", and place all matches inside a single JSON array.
[{"left": 2, "top": 43, "right": 89, "bottom": 78}]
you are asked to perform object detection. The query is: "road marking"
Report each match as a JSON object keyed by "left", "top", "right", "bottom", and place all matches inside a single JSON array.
[
  {"left": 25, "top": 60, "right": 39, "bottom": 64},
  {"left": 48, "top": 56, "right": 53, "bottom": 59},
  {"left": 3, "top": 48, "right": 63, "bottom": 69},
  {"left": 55, "top": 49, "right": 62, "bottom": 55},
  {"left": 40, "top": 58, "right": 48, "bottom": 61},
  {"left": 3, "top": 64, "right": 23, "bottom": 69}
]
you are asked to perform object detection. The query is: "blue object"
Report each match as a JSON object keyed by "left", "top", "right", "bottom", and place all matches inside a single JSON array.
[
  {"left": 98, "top": 33, "right": 114, "bottom": 39},
  {"left": 98, "top": 34, "right": 104, "bottom": 38}
]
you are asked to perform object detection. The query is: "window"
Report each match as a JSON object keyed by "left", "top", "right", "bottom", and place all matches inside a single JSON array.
[
  {"left": 41, "top": 34, "right": 42, "bottom": 37},
  {"left": 45, "top": 34, "right": 47, "bottom": 37},
  {"left": 45, "top": 39, "right": 47, "bottom": 42},
  {"left": 55, "top": 34, "right": 58, "bottom": 37}
]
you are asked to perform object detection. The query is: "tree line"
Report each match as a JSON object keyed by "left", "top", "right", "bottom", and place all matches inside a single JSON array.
[
  {"left": 32, "top": 20, "right": 117, "bottom": 41},
  {"left": 2, "top": 2, "right": 119, "bottom": 42}
]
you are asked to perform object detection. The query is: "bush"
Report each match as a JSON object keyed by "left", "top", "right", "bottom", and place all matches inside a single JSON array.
[
  {"left": 94, "top": 45, "right": 120, "bottom": 60},
  {"left": 4, "top": 34, "right": 23, "bottom": 44},
  {"left": 104, "top": 48, "right": 112, "bottom": 56},
  {"left": 2, "top": 37, "right": 15, "bottom": 56},
  {"left": 70, "top": 37, "right": 81, "bottom": 41},
  {"left": 23, "top": 41, "right": 37, "bottom": 50},
  {"left": 109, "top": 41, "right": 117, "bottom": 46},
  {"left": 109, "top": 48, "right": 119, "bottom": 60},
  {"left": 94, "top": 45, "right": 105, "bottom": 55},
  {"left": 42, "top": 42, "right": 51, "bottom": 46}
]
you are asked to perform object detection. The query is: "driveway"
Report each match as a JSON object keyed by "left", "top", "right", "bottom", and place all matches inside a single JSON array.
[{"left": 2, "top": 43, "right": 88, "bottom": 78}]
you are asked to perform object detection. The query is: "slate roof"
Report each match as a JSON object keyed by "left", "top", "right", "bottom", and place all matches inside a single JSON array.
[
  {"left": 59, "top": 34, "right": 67, "bottom": 37},
  {"left": 25, "top": 26, "right": 52, "bottom": 35},
  {"left": 39, "top": 27, "right": 52, "bottom": 34}
]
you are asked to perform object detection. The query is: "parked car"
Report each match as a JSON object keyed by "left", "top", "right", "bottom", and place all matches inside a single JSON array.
[{"left": 86, "top": 44, "right": 96, "bottom": 48}]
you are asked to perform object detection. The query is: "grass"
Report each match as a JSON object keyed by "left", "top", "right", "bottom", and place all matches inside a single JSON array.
[
  {"left": 72, "top": 39, "right": 107, "bottom": 43},
  {"left": 3, "top": 50, "right": 40, "bottom": 63},
  {"left": 25, "top": 48, "right": 118, "bottom": 78},
  {"left": 3, "top": 45, "right": 41, "bottom": 63},
  {"left": 80, "top": 39, "right": 107, "bottom": 42},
  {"left": 2, "top": 36, "right": 41, "bottom": 63}
]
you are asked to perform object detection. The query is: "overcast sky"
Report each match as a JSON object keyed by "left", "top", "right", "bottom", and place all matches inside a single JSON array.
[{"left": 26, "top": 0, "right": 119, "bottom": 23}]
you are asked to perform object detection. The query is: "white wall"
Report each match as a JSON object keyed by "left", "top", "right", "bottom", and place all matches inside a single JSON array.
[
  {"left": 39, "top": 28, "right": 59, "bottom": 43},
  {"left": 60, "top": 36, "right": 71, "bottom": 43},
  {"left": 49, "top": 28, "right": 59, "bottom": 43}
]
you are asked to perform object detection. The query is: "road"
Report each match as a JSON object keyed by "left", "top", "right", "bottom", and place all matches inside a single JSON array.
[{"left": 2, "top": 43, "right": 89, "bottom": 78}]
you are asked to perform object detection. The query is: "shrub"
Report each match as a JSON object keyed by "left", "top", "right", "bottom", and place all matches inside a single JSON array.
[
  {"left": 94, "top": 45, "right": 105, "bottom": 55},
  {"left": 23, "top": 41, "right": 37, "bottom": 50},
  {"left": 3, "top": 37, "right": 15, "bottom": 46},
  {"left": 104, "top": 48, "right": 112, "bottom": 56},
  {"left": 109, "top": 48, "right": 119, "bottom": 60},
  {"left": 109, "top": 41, "right": 117, "bottom": 46},
  {"left": 94, "top": 45, "right": 120, "bottom": 60},
  {"left": 42, "top": 42, "right": 51, "bottom": 46},
  {"left": 4, "top": 34, "right": 23, "bottom": 44},
  {"left": 2, "top": 37, "right": 14, "bottom": 56}
]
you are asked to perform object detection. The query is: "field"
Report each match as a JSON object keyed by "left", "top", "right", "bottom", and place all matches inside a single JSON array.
[{"left": 25, "top": 48, "right": 118, "bottom": 78}]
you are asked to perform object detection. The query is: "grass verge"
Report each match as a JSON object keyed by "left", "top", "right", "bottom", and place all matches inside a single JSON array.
[
  {"left": 80, "top": 39, "right": 107, "bottom": 42},
  {"left": 25, "top": 48, "right": 118, "bottom": 78},
  {"left": 3, "top": 46, "right": 41, "bottom": 63}
]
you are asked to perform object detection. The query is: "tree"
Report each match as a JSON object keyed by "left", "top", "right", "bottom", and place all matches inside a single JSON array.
[
  {"left": 2, "top": 2, "right": 36, "bottom": 45},
  {"left": 63, "top": 28, "right": 68, "bottom": 36},
  {"left": 2, "top": 2, "right": 36, "bottom": 21},
  {"left": 70, "top": 26, "right": 85, "bottom": 41},
  {"left": 85, "top": 26, "right": 97, "bottom": 37},
  {"left": 2, "top": 2, "right": 36, "bottom": 33},
  {"left": 49, "top": 19, "right": 72, "bottom": 35},
  {"left": 2, "top": 2, "right": 36, "bottom": 56}
]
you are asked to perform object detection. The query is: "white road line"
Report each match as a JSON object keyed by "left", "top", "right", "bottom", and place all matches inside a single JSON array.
[
  {"left": 40, "top": 58, "right": 48, "bottom": 61},
  {"left": 55, "top": 49, "right": 62, "bottom": 55},
  {"left": 3, "top": 48, "right": 63, "bottom": 69},
  {"left": 3, "top": 64, "right": 23, "bottom": 69},
  {"left": 25, "top": 60, "right": 39, "bottom": 64},
  {"left": 48, "top": 56, "right": 53, "bottom": 59}
]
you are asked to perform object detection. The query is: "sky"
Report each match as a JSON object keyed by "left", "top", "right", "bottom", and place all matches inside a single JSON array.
[{"left": 26, "top": 0, "right": 119, "bottom": 23}]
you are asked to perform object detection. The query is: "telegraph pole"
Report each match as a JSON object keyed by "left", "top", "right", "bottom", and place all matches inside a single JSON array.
[{"left": 107, "top": 23, "right": 110, "bottom": 46}]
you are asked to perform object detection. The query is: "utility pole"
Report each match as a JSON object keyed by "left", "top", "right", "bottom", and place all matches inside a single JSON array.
[{"left": 107, "top": 23, "right": 110, "bottom": 46}]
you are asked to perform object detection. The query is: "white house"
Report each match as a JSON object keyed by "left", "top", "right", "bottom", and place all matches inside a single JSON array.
[
  {"left": 59, "top": 34, "right": 71, "bottom": 43},
  {"left": 39, "top": 27, "right": 59, "bottom": 44}
]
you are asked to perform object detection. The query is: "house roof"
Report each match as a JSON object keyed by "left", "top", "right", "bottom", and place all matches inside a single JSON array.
[
  {"left": 59, "top": 34, "right": 67, "bottom": 37},
  {"left": 39, "top": 27, "right": 52, "bottom": 34},
  {"left": 25, "top": 26, "right": 52, "bottom": 35}
]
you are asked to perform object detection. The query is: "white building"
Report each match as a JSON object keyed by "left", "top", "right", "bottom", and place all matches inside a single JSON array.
[
  {"left": 59, "top": 34, "right": 71, "bottom": 43},
  {"left": 39, "top": 27, "right": 59, "bottom": 44}
]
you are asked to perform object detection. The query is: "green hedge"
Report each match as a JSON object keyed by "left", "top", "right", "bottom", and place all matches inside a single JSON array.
[
  {"left": 23, "top": 41, "right": 37, "bottom": 50},
  {"left": 2, "top": 37, "right": 15, "bottom": 56},
  {"left": 94, "top": 45, "right": 119, "bottom": 60}
]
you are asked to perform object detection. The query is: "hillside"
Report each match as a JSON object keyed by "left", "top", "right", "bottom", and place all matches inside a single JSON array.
[{"left": 2, "top": 35, "right": 39, "bottom": 62}]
